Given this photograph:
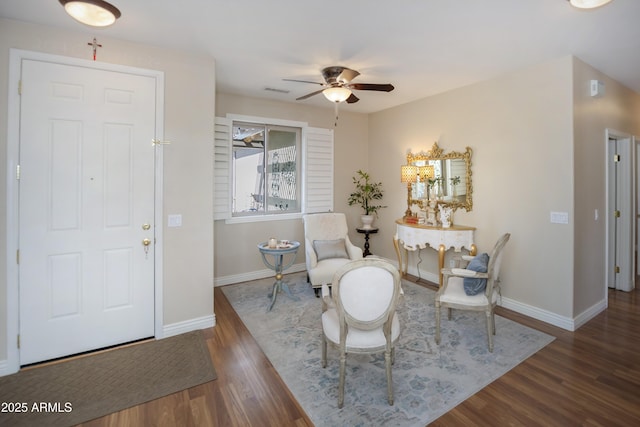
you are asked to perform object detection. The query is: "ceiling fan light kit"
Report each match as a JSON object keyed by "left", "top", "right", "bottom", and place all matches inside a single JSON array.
[
  {"left": 323, "top": 87, "right": 352, "bottom": 103},
  {"left": 568, "top": 0, "right": 613, "bottom": 9},
  {"left": 59, "top": 0, "right": 121, "bottom": 27}
]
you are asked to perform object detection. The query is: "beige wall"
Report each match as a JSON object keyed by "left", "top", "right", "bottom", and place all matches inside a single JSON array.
[
  {"left": 217, "top": 56, "right": 640, "bottom": 325},
  {"left": 0, "top": 19, "right": 215, "bottom": 363},
  {"left": 369, "top": 55, "right": 640, "bottom": 323},
  {"left": 214, "top": 93, "right": 370, "bottom": 280},
  {"left": 369, "top": 57, "right": 576, "bottom": 318},
  {"left": 572, "top": 57, "right": 640, "bottom": 316}
]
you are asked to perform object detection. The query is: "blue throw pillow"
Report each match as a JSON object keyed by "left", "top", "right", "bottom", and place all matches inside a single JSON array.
[{"left": 463, "top": 253, "right": 489, "bottom": 295}]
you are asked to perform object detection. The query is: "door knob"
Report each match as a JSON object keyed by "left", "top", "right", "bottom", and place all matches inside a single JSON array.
[{"left": 142, "top": 238, "right": 151, "bottom": 246}]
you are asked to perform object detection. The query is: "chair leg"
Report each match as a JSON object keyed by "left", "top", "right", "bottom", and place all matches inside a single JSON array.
[
  {"left": 338, "top": 352, "right": 346, "bottom": 408},
  {"left": 491, "top": 309, "right": 496, "bottom": 335},
  {"left": 435, "top": 301, "right": 441, "bottom": 345},
  {"left": 385, "top": 348, "right": 394, "bottom": 405},
  {"left": 321, "top": 336, "right": 327, "bottom": 368},
  {"left": 447, "top": 307, "right": 452, "bottom": 320},
  {"left": 485, "top": 310, "right": 494, "bottom": 352}
]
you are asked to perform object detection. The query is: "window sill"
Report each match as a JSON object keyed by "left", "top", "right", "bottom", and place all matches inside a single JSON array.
[{"left": 224, "top": 212, "right": 302, "bottom": 225}]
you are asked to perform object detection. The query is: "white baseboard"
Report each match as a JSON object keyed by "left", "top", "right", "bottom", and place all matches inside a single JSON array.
[
  {"left": 214, "top": 259, "right": 402, "bottom": 287},
  {"left": 212, "top": 258, "right": 606, "bottom": 333},
  {"left": 499, "top": 297, "right": 574, "bottom": 330},
  {"left": 573, "top": 298, "right": 607, "bottom": 330},
  {"left": 214, "top": 262, "right": 307, "bottom": 286},
  {"left": 405, "top": 264, "right": 439, "bottom": 285},
  {"left": 161, "top": 314, "right": 216, "bottom": 338},
  {"left": 402, "top": 256, "right": 604, "bottom": 332},
  {"left": 499, "top": 295, "right": 606, "bottom": 332},
  {"left": 0, "top": 359, "right": 15, "bottom": 377}
]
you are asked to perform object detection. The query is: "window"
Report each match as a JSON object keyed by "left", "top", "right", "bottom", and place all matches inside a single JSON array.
[
  {"left": 232, "top": 122, "right": 301, "bottom": 216},
  {"left": 214, "top": 115, "right": 334, "bottom": 222}
]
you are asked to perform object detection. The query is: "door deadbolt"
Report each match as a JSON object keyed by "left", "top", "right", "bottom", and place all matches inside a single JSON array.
[{"left": 142, "top": 224, "right": 151, "bottom": 230}]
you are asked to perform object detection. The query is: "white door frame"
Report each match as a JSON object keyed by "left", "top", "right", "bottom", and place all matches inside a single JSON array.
[
  {"left": 605, "top": 128, "right": 635, "bottom": 294},
  {"left": 637, "top": 138, "right": 640, "bottom": 281},
  {"left": 5, "top": 49, "right": 165, "bottom": 374}
]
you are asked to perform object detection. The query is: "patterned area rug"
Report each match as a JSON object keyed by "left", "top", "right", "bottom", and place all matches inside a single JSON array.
[
  {"left": 222, "top": 272, "right": 554, "bottom": 426},
  {"left": 0, "top": 330, "right": 216, "bottom": 427}
]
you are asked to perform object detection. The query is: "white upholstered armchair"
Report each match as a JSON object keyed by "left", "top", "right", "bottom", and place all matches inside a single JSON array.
[{"left": 302, "top": 213, "right": 363, "bottom": 295}]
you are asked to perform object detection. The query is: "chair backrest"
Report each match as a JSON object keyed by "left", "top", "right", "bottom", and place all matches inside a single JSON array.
[
  {"left": 485, "top": 233, "right": 511, "bottom": 296},
  {"left": 303, "top": 213, "right": 349, "bottom": 243},
  {"left": 332, "top": 259, "right": 401, "bottom": 332}
]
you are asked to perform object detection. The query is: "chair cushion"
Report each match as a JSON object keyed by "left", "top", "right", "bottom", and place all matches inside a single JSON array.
[
  {"left": 313, "top": 238, "right": 349, "bottom": 261},
  {"left": 322, "top": 308, "right": 400, "bottom": 350},
  {"left": 463, "top": 253, "right": 489, "bottom": 295},
  {"left": 308, "top": 258, "right": 353, "bottom": 288},
  {"left": 441, "top": 277, "right": 497, "bottom": 306}
]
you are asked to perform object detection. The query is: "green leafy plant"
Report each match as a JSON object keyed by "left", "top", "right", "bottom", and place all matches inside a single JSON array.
[
  {"left": 450, "top": 176, "right": 461, "bottom": 186},
  {"left": 348, "top": 170, "right": 387, "bottom": 216}
]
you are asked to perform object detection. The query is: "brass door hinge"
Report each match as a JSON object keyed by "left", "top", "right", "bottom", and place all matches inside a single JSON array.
[
  {"left": 17, "top": 334, "right": 20, "bottom": 349},
  {"left": 614, "top": 210, "right": 621, "bottom": 218},
  {"left": 615, "top": 266, "right": 620, "bottom": 274},
  {"left": 18, "top": 80, "right": 22, "bottom": 95}
]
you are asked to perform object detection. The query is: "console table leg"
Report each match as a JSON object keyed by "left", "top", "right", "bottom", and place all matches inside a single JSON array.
[
  {"left": 438, "top": 244, "right": 446, "bottom": 288},
  {"left": 393, "top": 237, "right": 404, "bottom": 276}
]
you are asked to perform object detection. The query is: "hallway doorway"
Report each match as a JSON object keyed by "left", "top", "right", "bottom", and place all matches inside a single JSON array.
[{"left": 606, "top": 130, "right": 635, "bottom": 292}]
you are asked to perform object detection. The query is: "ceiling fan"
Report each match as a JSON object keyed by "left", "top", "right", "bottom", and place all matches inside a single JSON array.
[{"left": 284, "top": 66, "right": 394, "bottom": 104}]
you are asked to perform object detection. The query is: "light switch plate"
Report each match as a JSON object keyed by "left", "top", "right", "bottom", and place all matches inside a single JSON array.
[{"left": 550, "top": 211, "right": 569, "bottom": 224}]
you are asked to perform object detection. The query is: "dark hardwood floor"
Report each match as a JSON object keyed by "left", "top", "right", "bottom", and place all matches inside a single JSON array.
[{"left": 81, "top": 277, "right": 640, "bottom": 427}]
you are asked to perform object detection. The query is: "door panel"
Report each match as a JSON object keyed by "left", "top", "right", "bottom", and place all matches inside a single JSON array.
[{"left": 19, "top": 59, "right": 156, "bottom": 365}]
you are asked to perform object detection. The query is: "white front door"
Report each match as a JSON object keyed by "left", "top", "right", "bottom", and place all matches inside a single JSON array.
[{"left": 19, "top": 59, "right": 157, "bottom": 364}]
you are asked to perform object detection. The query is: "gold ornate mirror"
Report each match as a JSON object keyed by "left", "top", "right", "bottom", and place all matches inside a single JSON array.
[{"left": 406, "top": 142, "right": 473, "bottom": 211}]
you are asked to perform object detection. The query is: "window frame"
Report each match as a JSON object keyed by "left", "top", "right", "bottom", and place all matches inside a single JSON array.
[
  {"left": 214, "top": 114, "right": 334, "bottom": 224},
  {"left": 231, "top": 121, "right": 302, "bottom": 217}
]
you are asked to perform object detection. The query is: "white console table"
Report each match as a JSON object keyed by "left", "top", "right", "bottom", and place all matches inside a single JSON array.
[{"left": 393, "top": 219, "right": 476, "bottom": 287}]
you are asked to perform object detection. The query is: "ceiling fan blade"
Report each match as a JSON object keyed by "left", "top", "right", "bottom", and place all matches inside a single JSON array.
[
  {"left": 296, "top": 88, "right": 325, "bottom": 101},
  {"left": 283, "top": 78, "right": 325, "bottom": 86},
  {"left": 346, "top": 93, "right": 360, "bottom": 104},
  {"left": 348, "top": 83, "right": 395, "bottom": 92}
]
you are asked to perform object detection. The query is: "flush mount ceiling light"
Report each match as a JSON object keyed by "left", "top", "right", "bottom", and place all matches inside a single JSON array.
[
  {"left": 59, "top": 0, "right": 121, "bottom": 27},
  {"left": 568, "top": 0, "right": 613, "bottom": 9},
  {"left": 322, "top": 86, "right": 352, "bottom": 103}
]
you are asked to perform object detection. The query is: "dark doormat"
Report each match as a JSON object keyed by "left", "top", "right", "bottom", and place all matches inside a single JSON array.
[{"left": 0, "top": 330, "right": 216, "bottom": 427}]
